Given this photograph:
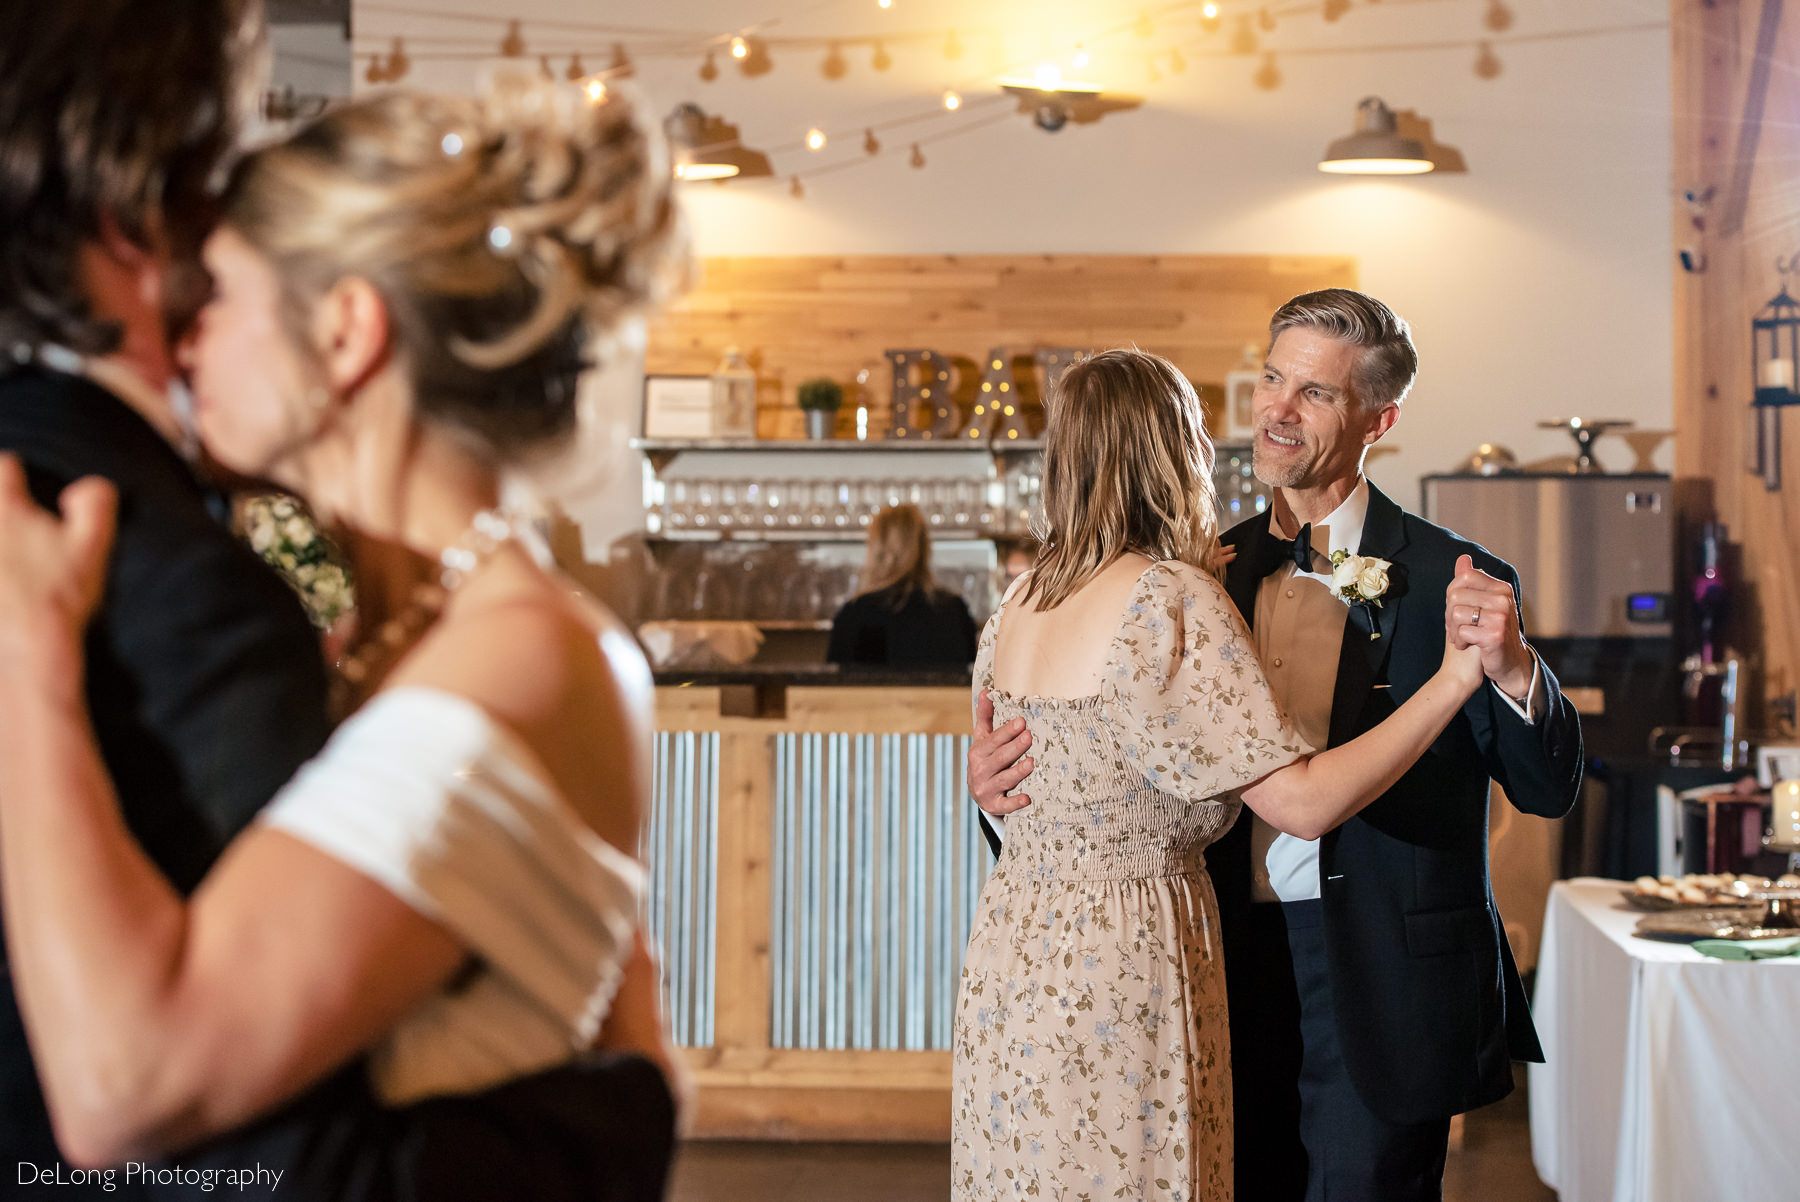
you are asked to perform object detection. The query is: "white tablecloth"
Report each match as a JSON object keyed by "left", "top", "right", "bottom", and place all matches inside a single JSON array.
[{"left": 1529, "top": 879, "right": 1800, "bottom": 1202}]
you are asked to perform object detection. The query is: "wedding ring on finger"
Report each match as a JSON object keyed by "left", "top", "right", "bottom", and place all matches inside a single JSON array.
[{"left": 1472, "top": 607, "right": 1482, "bottom": 627}]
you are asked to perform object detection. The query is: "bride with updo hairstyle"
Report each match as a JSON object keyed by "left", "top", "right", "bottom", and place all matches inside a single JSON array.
[{"left": 0, "top": 76, "right": 688, "bottom": 1201}]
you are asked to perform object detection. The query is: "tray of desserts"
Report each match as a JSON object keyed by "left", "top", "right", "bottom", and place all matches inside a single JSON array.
[
  {"left": 1620, "top": 872, "right": 1800, "bottom": 911},
  {"left": 1631, "top": 908, "right": 1800, "bottom": 942}
]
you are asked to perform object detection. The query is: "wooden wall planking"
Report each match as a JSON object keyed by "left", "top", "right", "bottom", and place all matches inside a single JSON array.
[
  {"left": 1674, "top": 0, "right": 1800, "bottom": 718},
  {"left": 644, "top": 254, "right": 1358, "bottom": 440}
]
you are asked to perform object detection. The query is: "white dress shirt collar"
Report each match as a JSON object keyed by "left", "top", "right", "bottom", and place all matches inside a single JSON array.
[{"left": 1273, "top": 476, "right": 1371, "bottom": 572}]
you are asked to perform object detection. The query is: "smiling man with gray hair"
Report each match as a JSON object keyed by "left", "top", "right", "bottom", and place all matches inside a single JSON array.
[{"left": 968, "top": 287, "right": 1584, "bottom": 1201}]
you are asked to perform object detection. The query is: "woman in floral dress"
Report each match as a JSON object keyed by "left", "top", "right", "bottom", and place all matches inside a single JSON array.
[{"left": 951, "top": 349, "right": 1482, "bottom": 1200}]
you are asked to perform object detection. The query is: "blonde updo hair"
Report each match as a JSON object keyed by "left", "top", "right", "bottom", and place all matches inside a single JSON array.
[
  {"left": 221, "top": 78, "right": 689, "bottom": 462},
  {"left": 1024, "top": 348, "right": 1218, "bottom": 610}
]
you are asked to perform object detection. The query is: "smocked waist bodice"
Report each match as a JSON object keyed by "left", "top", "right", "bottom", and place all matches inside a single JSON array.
[{"left": 988, "top": 693, "right": 1240, "bottom": 885}]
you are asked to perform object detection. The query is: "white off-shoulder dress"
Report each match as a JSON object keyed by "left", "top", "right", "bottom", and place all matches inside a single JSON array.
[{"left": 258, "top": 686, "right": 643, "bottom": 1106}]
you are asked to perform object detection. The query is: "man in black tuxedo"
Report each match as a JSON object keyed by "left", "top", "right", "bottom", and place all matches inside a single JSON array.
[
  {"left": 969, "top": 289, "right": 1583, "bottom": 1201},
  {"left": 0, "top": 1, "right": 334, "bottom": 1186}
]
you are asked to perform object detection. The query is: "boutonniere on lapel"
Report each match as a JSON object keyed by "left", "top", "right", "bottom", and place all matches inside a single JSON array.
[{"left": 1328, "top": 550, "right": 1392, "bottom": 639}]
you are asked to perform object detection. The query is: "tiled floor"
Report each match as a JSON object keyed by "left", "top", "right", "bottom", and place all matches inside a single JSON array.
[{"left": 669, "top": 1067, "right": 1555, "bottom": 1201}]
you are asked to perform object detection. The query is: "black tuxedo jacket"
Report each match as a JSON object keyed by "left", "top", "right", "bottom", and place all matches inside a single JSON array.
[
  {"left": 0, "top": 366, "right": 334, "bottom": 1171},
  {"left": 1213, "top": 482, "right": 1583, "bottom": 1123}
]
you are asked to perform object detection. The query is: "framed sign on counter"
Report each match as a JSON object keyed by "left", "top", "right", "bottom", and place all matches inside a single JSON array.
[{"left": 643, "top": 374, "right": 715, "bottom": 439}]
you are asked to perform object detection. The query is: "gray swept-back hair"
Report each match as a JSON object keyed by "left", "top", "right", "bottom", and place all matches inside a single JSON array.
[{"left": 1268, "top": 288, "right": 1418, "bottom": 412}]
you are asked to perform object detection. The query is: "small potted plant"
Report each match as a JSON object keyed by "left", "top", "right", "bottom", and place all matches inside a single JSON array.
[{"left": 797, "top": 376, "right": 843, "bottom": 440}]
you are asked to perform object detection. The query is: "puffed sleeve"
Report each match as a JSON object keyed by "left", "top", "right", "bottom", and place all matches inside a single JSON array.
[
  {"left": 970, "top": 571, "right": 1028, "bottom": 723},
  {"left": 259, "top": 688, "right": 643, "bottom": 1051},
  {"left": 1100, "top": 560, "right": 1310, "bottom": 803}
]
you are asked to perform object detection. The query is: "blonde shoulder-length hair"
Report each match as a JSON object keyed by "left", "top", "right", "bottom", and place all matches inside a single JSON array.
[
  {"left": 858, "top": 502, "right": 936, "bottom": 603},
  {"left": 1022, "top": 348, "right": 1218, "bottom": 610}
]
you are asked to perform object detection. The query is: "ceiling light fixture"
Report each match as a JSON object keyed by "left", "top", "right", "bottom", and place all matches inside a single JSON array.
[
  {"left": 664, "top": 103, "right": 773, "bottom": 182},
  {"left": 1318, "top": 96, "right": 1435, "bottom": 175}
]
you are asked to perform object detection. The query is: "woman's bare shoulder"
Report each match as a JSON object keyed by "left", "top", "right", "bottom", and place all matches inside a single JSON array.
[{"left": 387, "top": 559, "right": 645, "bottom": 735}]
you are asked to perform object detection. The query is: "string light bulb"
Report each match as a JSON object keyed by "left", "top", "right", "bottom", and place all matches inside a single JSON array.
[
  {"left": 806, "top": 127, "right": 827, "bottom": 151},
  {"left": 1232, "top": 15, "right": 1258, "bottom": 55},
  {"left": 944, "top": 29, "right": 962, "bottom": 60},
  {"left": 878, "top": 0, "right": 892, "bottom": 7},
  {"left": 864, "top": 128, "right": 881, "bottom": 155},
  {"left": 1033, "top": 62, "right": 1063, "bottom": 90},
  {"left": 364, "top": 53, "right": 387, "bottom": 84},
  {"left": 872, "top": 40, "right": 892, "bottom": 71},
  {"left": 699, "top": 51, "right": 718, "bottom": 81},
  {"left": 500, "top": 19, "right": 525, "bottom": 58},
  {"left": 1254, "top": 51, "right": 1281, "bottom": 90},
  {"left": 1484, "top": 0, "right": 1515, "bottom": 33},
  {"left": 1201, "top": 3, "right": 1222, "bottom": 33},
  {"left": 942, "top": 88, "right": 962, "bottom": 110},
  {"left": 823, "top": 41, "right": 847, "bottom": 79},
  {"left": 1474, "top": 40, "right": 1502, "bottom": 79},
  {"left": 565, "top": 53, "right": 585, "bottom": 81},
  {"left": 735, "top": 34, "right": 772, "bottom": 76},
  {"left": 790, "top": 176, "right": 805, "bottom": 198},
  {"left": 1071, "top": 44, "right": 1089, "bottom": 69},
  {"left": 384, "top": 38, "right": 410, "bottom": 81},
  {"left": 1169, "top": 47, "right": 1186, "bottom": 74},
  {"left": 909, "top": 143, "right": 925, "bottom": 168},
  {"left": 610, "top": 42, "right": 633, "bottom": 78},
  {"left": 585, "top": 79, "right": 607, "bottom": 103},
  {"left": 1259, "top": 6, "right": 1277, "bottom": 31},
  {"left": 1323, "top": 0, "right": 1350, "bottom": 20},
  {"left": 1134, "top": 10, "right": 1154, "bottom": 38}
]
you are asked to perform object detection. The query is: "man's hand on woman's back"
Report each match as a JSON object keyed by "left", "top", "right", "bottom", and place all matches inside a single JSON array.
[{"left": 969, "top": 689, "right": 1036, "bottom": 816}]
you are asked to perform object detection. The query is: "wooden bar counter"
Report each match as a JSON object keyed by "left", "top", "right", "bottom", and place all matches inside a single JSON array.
[{"left": 644, "top": 670, "right": 988, "bottom": 1141}]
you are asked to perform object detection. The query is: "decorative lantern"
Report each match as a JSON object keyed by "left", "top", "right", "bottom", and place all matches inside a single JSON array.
[{"left": 1751, "top": 262, "right": 1800, "bottom": 490}]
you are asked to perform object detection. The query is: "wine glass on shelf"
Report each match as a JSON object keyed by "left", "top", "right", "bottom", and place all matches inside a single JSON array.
[
  {"left": 950, "top": 480, "right": 975, "bottom": 531},
  {"left": 692, "top": 478, "right": 716, "bottom": 530},
  {"left": 737, "top": 481, "right": 762, "bottom": 531},
  {"left": 715, "top": 480, "right": 737, "bottom": 532},
  {"left": 977, "top": 479, "right": 1001, "bottom": 532},
  {"left": 664, "top": 479, "right": 690, "bottom": 532},
  {"left": 857, "top": 480, "right": 883, "bottom": 527}
]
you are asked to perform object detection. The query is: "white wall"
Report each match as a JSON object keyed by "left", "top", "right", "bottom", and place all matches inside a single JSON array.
[
  {"left": 271, "top": 22, "right": 351, "bottom": 100},
  {"left": 354, "top": 0, "right": 1672, "bottom": 516}
]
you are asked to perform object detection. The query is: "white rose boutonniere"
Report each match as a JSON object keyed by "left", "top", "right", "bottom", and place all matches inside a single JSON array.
[
  {"left": 238, "top": 493, "right": 355, "bottom": 629},
  {"left": 1328, "top": 548, "right": 1392, "bottom": 640}
]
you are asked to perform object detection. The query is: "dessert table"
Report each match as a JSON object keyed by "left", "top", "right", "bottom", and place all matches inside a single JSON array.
[{"left": 1529, "top": 878, "right": 1800, "bottom": 1202}]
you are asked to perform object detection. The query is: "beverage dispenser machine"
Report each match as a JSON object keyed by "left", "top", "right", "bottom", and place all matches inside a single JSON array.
[{"left": 1421, "top": 472, "right": 1678, "bottom": 875}]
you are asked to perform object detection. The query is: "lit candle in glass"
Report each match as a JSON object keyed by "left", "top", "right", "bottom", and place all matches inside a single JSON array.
[
  {"left": 1760, "top": 357, "right": 1795, "bottom": 390},
  {"left": 1770, "top": 780, "right": 1800, "bottom": 852}
]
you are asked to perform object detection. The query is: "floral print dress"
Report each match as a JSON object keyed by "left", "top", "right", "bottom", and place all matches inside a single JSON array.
[{"left": 952, "top": 560, "right": 1307, "bottom": 1202}]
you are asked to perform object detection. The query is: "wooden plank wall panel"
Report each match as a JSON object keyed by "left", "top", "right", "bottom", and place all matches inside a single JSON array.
[
  {"left": 1674, "top": 0, "right": 1800, "bottom": 717},
  {"left": 644, "top": 254, "right": 1358, "bottom": 440}
]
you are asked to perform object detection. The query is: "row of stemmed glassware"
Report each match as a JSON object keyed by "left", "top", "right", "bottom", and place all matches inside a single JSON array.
[{"left": 652, "top": 475, "right": 1042, "bottom": 536}]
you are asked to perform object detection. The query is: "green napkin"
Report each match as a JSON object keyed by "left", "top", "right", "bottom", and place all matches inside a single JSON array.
[{"left": 1692, "top": 936, "right": 1800, "bottom": 961}]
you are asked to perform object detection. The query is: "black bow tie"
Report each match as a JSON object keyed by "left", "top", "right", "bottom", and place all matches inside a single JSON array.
[{"left": 1256, "top": 522, "right": 1315, "bottom": 578}]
